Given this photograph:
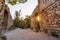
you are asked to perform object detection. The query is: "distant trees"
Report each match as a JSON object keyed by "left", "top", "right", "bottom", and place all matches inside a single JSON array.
[
  {"left": 9, "top": 10, "right": 31, "bottom": 30},
  {"left": 13, "top": 10, "right": 23, "bottom": 28},
  {"left": 9, "top": 10, "right": 23, "bottom": 30},
  {"left": 23, "top": 15, "right": 31, "bottom": 29},
  {"left": 13, "top": 12, "right": 31, "bottom": 29},
  {"left": 13, "top": 10, "right": 31, "bottom": 29}
]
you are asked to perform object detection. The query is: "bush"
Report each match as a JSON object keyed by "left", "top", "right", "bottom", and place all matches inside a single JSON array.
[{"left": 23, "top": 15, "right": 30, "bottom": 29}]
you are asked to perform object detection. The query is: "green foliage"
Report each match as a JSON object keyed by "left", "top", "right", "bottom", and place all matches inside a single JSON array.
[
  {"left": 12, "top": 11, "right": 31, "bottom": 29},
  {"left": 24, "top": 15, "right": 31, "bottom": 28},
  {"left": 6, "top": 0, "right": 27, "bottom": 5},
  {"left": 13, "top": 10, "right": 24, "bottom": 28},
  {"left": 13, "top": 11, "right": 20, "bottom": 27},
  {"left": 13, "top": 17, "right": 20, "bottom": 27},
  {"left": 15, "top": 11, "right": 20, "bottom": 17},
  {"left": 8, "top": 0, "right": 17, "bottom": 5}
]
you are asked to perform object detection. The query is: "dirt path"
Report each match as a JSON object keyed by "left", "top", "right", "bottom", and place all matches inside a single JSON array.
[{"left": 4, "top": 28, "right": 60, "bottom": 40}]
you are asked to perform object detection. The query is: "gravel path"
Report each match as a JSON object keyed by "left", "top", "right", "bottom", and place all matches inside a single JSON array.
[{"left": 4, "top": 28, "right": 60, "bottom": 40}]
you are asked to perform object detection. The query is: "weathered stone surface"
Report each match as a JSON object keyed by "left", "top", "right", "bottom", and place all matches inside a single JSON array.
[
  {"left": 0, "top": 0, "right": 13, "bottom": 32},
  {"left": 31, "top": 0, "right": 60, "bottom": 37}
]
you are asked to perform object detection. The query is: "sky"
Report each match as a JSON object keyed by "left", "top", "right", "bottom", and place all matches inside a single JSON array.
[{"left": 7, "top": 0, "right": 38, "bottom": 19}]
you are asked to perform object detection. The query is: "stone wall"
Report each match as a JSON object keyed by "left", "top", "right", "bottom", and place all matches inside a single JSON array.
[
  {"left": 0, "top": 0, "right": 13, "bottom": 31},
  {"left": 39, "top": 0, "right": 57, "bottom": 11},
  {"left": 40, "top": 0, "right": 60, "bottom": 35},
  {"left": 31, "top": 5, "right": 40, "bottom": 32},
  {"left": 31, "top": 0, "right": 60, "bottom": 37}
]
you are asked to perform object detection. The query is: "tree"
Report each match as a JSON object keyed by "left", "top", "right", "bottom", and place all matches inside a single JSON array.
[
  {"left": 15, "top": 11, "right": 20, "bottom": 18},
  {"left": 13, "top": 11, "right": 20, "bottom": 27},
  {"left": 24, "top": 15, "right": 31, "bottom": 28},
  {"left": 13, "top": 10, "right": 24, "bottom": 28},
  {"left": 3, "top": 0, "right": 27, "bottom": 5},
  {"left": 8, "top": 0, "right": 27, "bottom": 5}
]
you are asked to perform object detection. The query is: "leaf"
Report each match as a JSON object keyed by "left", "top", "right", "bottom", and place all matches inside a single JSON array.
[
  {"left": 18, "top": 0, "right": 27, "bottom": 3},
  {"left": 7, "top": 0, "right": 27, "bottom": 5}
]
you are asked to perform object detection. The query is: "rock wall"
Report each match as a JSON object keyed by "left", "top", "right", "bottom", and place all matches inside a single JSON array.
[
  {"left": 0, "top": 0, "right": 13, "bottom": 31},
  {"left": 31, "top": 6, "right": 40, "bottom": 32},
  {"left": 40, "top": 0, "right": 60, "bottom": 35},
  {"left": 31, "top": 0, "right": 60, "bottom": 37}
]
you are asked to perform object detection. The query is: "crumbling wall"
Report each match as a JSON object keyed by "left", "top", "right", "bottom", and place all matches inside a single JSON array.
[
  {"left": 0, "top": 1, "right": 13, "bottom": 31},
  {"left": 31, "top": 0, "right": 60, "bottom": 37},
  {"left": 40, "top": 0, "right": 60, "bottom": 36}
]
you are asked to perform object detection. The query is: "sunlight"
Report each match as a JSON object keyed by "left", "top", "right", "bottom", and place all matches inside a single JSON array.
[{"left": 37, "top": 16, "right": 40, "bottom": 22}]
